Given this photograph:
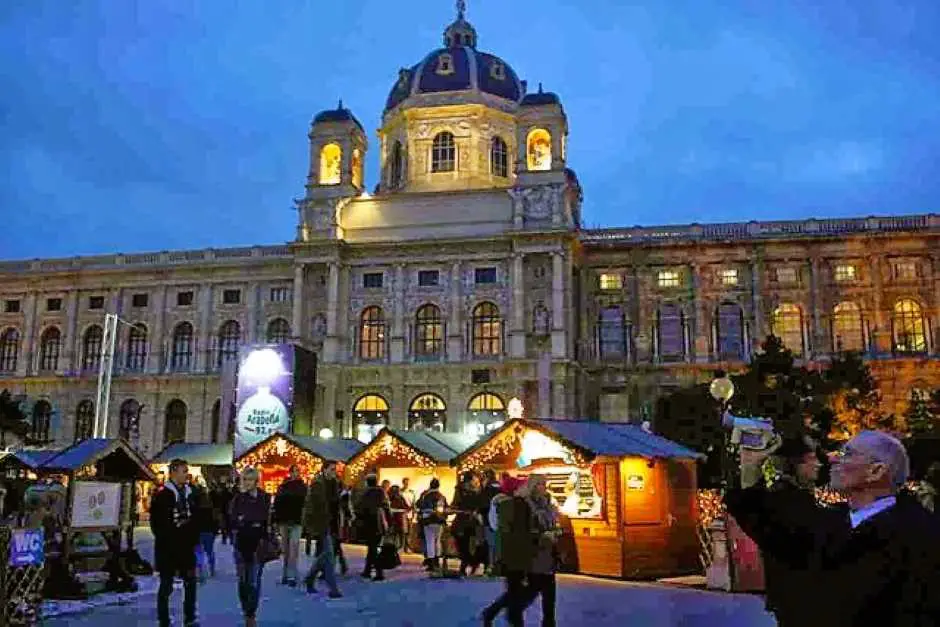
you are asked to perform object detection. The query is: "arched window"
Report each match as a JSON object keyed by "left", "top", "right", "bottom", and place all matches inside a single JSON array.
[
  {"left": 125, "top": 324, "right": 148, "bottom": 372},
  {"left": 415, "top": 304, "right": 443, "bottom": 359},
  {"left": 164, "top": 399, "right": 188, "bottom": 445},
  {"left": 526, "top": 128, "right": 552, "bottom": 171},
  {"left": 217, "top": 320, "right": 240, "bottom": 368},
  {"left": 893, "top": 299, "right": 927, "bottom": 353},
  {"left": 431, "top": 132, "right": 456, "bottom": 173},
  {"left": 74, "top": 400, "right": 94, "bottom": 442},
  {"left": 118, "top": 399, "right": 140, "bottom": 441},
  {"left": 352, "top": 148, "right": 363, "bottom": 189},
  {"left": 409, "top": 393, "right": 446, "bottom": 431},
  {"left": 832, "top": 301, "right": 864, "bottom": 352},
  {"left": 716, "top": 302, "right": 745, "bottom": 360},
  {"left": 81, "top": 325, "right": 104, "bottom": 372},
  {"left": 31, "top": 400, "right": 52, "bottom": 443},
  {"left": 389, "top": 141, "right": 404, "bottom": 189},
  {"left": 39, "top": 327, "right": 61, "bottom": 372},
  {"left": 0, "top": 328, "right": 19, "bottom": 373},
  {"left": 353, "top": 394, "right": 389, "bottom": 444},
  {"left": 266, "top": 318, "right": 290, "bottom": 344},
  {"left": 171, "top": 322, "right": 194, "bottom": 371},
  {"left": 490, "top": 136, "right": 508, "bottom": 178},
  {"left": 472, "top": 302, "right": 502, "bottom": 357},
  {"left": 467, "top": 393, "right": 506, "bottom": 436},
  {"left": 657, "top": 303, "right": 685, "bottom": 361},
  {"left": 319, "top": 143, "right": 342, "bottom": 185},
  {"left": 359, "top": 307, "right": 386, "bottom": 361},
  {"left": 532, "top": 304, "right": 550, "bottom": 336},
  {"left": 210, "top": 399, "right": 221, "bottom": 444},
  {"left": 773, "top": 304, "right": 804, "bottom": 355},
  {"left": 598, "top": 306, "right": 627, "bottom": 359}
]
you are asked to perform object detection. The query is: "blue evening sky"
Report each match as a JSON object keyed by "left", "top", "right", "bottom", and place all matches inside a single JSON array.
[{"left": 1, "top": 0, "right": 938, "bottom": 259}]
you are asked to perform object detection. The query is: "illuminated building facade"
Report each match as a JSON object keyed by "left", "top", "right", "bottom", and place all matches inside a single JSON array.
[{"left": 1, "top": 7, "right": 938, "bottom": 452}]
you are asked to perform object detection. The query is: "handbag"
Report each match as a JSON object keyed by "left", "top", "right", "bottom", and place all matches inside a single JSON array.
[{"left": 378, "top": 540, "right": 401, "bottom": 570}]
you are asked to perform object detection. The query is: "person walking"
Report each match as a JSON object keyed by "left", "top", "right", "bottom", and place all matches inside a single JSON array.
[
  {"left": 150, "top": 458, "right": 200, "bottom": 627},
  {"left": 515, "top": 475, "right": 560, "bottom": 627},
  {"left": 229, "top": 467, "right": 273, "bottom": 627},
  {"left": 416, "top": 478, "right": 448, "bottom": 574},
  {"left": 335, "top": 486, "right": 352, "bottom": 575},
  {"left": 273, "top": 465, "right": 307, "bottom": 587},
  {"left": 356, "top": 474, "right": 392, "bottom": 581},
  {"left": 480, "top": 475, "right": 528, "bottom": 626},
  {"left": 452, "top": 472, "right": 484, "bottom": 577},
  {"left": 193, "top": 476, "right": 217, "bottom": 579},
  {"left": 301, "top": 462, "right": 343, "bottom": 598}
]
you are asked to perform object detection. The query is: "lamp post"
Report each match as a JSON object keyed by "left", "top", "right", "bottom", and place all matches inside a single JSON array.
[{"left": 706, "top": 371, "right": 736, "bottom": 592}]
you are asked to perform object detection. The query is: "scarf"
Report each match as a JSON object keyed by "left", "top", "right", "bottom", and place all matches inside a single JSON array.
[
  {"left": 527, "top": 493, "right": 558, "bottom": 532},
  {"left": 165, "top": 481, "right": 192, "bottom": 528}
]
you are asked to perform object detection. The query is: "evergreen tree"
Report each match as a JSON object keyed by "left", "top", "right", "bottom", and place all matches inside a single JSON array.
[
  {"left": 0, "top": 389, "right": 29, "bottom": 446},
  {"left": 905, "top": 389, "right": 935, "bottom": 437}
]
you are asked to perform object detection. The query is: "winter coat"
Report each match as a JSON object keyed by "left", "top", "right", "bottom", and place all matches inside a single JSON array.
[
  {"left": 355, "top": 486, "right": 392, "bottom": 542},
  {"left": 192, "top": 484, "right": 218, "bottom": 534},
  {"left": 480, "top": 482, "right": 502, "bottom": 529},
  {"left": 452, "top": 485, "right": 483, "bottom": 535},
  {"left": 229, "top": 489, "right": 272, "bottom": 561},
  {"left": 150, "top": 482, "right": 200, "bottom": 574},
  {"left": 526, "top": 494, "right": 561, "bottom": 575},
  {"left": 417, "top": 489, "right": 448, "bottom": 526},
  {"left": 273, "top": 478, "right": 307, "bottom": 526},
  {"left": 302, "top": 475, "right": 340, "bottom": 538},
  {"left": 497, "top": 495, "right": 536, "bottom": 573}
]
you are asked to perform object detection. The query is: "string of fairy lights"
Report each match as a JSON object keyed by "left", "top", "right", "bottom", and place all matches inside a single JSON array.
[
  {"left": 344, "top": 432, "right": 436, "bottom": 485},
  {"left": 458, "top": 425, "right": 589, "bottom": 472},
  {"left": 235, "top": 435, "right": 324, "bottom": 482}
]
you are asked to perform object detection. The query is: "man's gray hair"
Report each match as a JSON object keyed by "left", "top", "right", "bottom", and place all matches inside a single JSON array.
[{"left": 855, "top": 430, "right": 910, "bottom": 490}]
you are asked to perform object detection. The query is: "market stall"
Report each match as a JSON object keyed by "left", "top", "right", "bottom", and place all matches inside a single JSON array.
[
  {"left": 145, "top": 442, "right": 234, "bottom": 521},
  {"left": 235, "top": 432, "right": 363, "bottom": 494},
  {"left": 343, "top": 428, "right": 477, "bottom": 499},
  {"left": 453, "top": 419, "right": 704, "bottom": 580},
  {"left": 0, "top": 449, "right": 63, "bottom": 521},
  {"left": 37, "top": 438, "right": 156, "bottom": 597}
]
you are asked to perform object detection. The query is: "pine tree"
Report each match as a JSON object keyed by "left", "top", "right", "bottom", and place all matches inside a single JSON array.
[{"left": 905, "top": 389, "right": 935, "bottom": 437}]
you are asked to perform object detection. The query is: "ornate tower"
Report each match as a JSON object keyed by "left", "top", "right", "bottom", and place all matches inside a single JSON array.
[{"left": 296, "top": 101, "right": 367, "bottom": 241}]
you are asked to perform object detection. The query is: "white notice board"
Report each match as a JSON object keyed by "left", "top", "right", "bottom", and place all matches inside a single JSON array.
[{"left": 70, "top": 481, "right": 122, "bottom": 528}]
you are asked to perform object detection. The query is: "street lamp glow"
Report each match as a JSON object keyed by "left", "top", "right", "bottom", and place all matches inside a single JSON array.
[
  {"left": 709, "top": 376, "right": 735, "bottom": 403},
  {"left": 319, "top": 428, "right": 334, "bottom": 439},
  {"left": 507, "top": 398, "right": 524, "bottom": 420}
]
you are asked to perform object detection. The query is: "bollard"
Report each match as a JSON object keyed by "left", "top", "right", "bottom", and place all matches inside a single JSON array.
[{"left": 704, "top": 516, "right": 731, "bottom": 591}]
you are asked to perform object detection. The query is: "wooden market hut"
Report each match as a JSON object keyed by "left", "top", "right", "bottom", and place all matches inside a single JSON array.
[
  {"left": 452, "top": 418, "right": 705, "bottom": 580},
  {"left": 343, "top": 427, "right": 478, "bottom": 498},
  {"left": 235, "top": 432, "right": 364, "bottom": 494},
  {"left": 150, "top": 442, "right": 234, "bottom": 483}
]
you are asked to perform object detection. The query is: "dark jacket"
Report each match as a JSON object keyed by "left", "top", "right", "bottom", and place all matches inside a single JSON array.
[
  {"left": 149, "top": 481, "right": 200, "bottom": 574},
  {"left": 229, "top": 489, "right": 272, "bottom": 561},
  {"left": 497, "top": 495, "right": 536, "bottom": 573},
  {"left": 302, "top": 475, "right": 341, "bottom": 538},
  {"left": 725, "top": 479, "right": 841, "bottom": 625},
  {"left": 416, "top": 489, "right": 448, "bottom": 526},
  {"left": 355, "top": 486, "right": 391, "bottom": 542},
  {"left": 452, "top": 485, "right": 483, "bottom": 535},
  {"left": 480, "top": 482, "right": 501, "bottom": 529},
  {"left": 192, "top": 484, "right": 218, "bottom": 535},
  {"left": 273, "top": 478, "right": 307, "bottom": 525}
]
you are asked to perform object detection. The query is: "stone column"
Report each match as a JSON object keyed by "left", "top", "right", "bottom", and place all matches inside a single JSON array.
[
  {"left": 324, "top": 262, "right": 340, "bottom": 362},
  {"left": 62, "top": 291, "right": 79, "bottom": 375},
  {"left": 869, "top": 254, "right": 889, "bottom": 354},
  {"left": 509, "top": 253, "right": 526, "bottom": 358},
  {"left": 750, "top": 257, "right": 764, "bottom": 349},
  {"left": 17, "top": 293, "right": 37, "bottom": 377},
  {"left": 292, "top": 264, "right": 305, "bottom": 342},
  {"left": 246, "top": 282, "right": 260, "bottom": 343},
  {"left": 148, "top": 286, "right": 167, "bottom": 374},
  {"left": 448, "top": 262, "right": 463, "bottom": 362},
  {"left": 691, "top": 264, "right": 710, "bottom": 362},
  {"left": 391, "top": 264, "right": 406, "bottom": 363},
  {"left": 551, "top": 252, "right": 567, "bottom": 358},
  {"left": 808, "top": 257, "right": 824, "bottom": 357},
  {"left": 196, "top": 285, "right": 212, "bottom": 372}
]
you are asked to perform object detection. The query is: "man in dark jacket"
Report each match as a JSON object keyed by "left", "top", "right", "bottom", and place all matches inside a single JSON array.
[
  {"left": 301, "top": 462, "right": 343, "bottom": 598},
  {"left": 483, "top": 477, "right": 533, "bottom": 627},
  {"left": 273, "top": 465, "right": 307, "bottom": 586},
  {"left": 150, "top": 458, "right": 199, "bottom": 627},
  {"left": 356, "top": 474, "right": 392, "bottom": 581},
  {"left": 730, "top": 429, "right": 940, "bottom": 627}
]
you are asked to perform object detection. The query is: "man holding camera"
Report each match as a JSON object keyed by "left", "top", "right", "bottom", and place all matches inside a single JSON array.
[{"left": 726, "top": 429, "right": 940, "bottom": 626}]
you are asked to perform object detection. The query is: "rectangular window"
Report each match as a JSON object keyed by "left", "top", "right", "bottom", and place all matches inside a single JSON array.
[
  {"left": 474, "top": 267, "right": 497, "bottom": 284},
  {"left": 89, "top": 296, "right": 105, "bottom": 310},
  {"left": 471, "top": 369, "right": 491, "bottom": 385},
  {"left": 132, "top": 293, "right": 149, "bottom": 308},
  {"left": 363, "top": 272, "right": 384, "bottom": 289},
  {"left": 834, "top": 264, "right": 857, "bottom": 283},
  {"left": 657, "top": 270, "right": 680, "bottom": 288},
  {"left": 775, "top": 267, "right": 797, "bottom": 285},
  {"left": 3, "top": 300, "right": 20, "bottom": 314},
  {"left": 720, "top": 269, "right": 739, "bottom": 286},
  {"left": 269, "top": 287, "right": 290, "bottom": 302},
  {"left": 599, "top": 273, "right": 623, "bottom": 291},
  {"left": 177, "top": 291, "right": 194, "bottom": 307},
  {"left": 222, "top": 289, "right": 241, "bottom": 304},
  {"left": 417, "top": 270, "right": 439, "bottom": 287},
  {"left": 895, "top": 262, "right": 917, "bottom": 281},
  {"left": 46, "top": 298, "right": 62, "bottom": 312}
]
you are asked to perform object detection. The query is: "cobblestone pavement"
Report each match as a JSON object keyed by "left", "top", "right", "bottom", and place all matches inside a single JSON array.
[{"left": 43, "top": 531, "right": 774, "bottom": 627}]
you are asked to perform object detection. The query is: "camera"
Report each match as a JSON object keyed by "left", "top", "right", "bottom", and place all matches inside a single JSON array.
[{"left": 721, "top": 412, "right": 777, "bottom": 451}]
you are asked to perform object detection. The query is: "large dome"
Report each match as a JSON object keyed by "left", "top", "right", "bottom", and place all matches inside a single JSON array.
[{"left": 384, "top": 8, "right": 524, "bottom": 113}]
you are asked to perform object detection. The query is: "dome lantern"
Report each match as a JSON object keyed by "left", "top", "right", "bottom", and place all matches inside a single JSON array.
[{"left": 443, "top": 0, "right": 477, "bottom": 48}]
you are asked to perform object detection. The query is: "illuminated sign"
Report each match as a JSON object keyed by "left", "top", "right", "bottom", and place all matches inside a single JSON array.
[
  {"left": 235, "top": 346, "right": 293, "bottom": 457},
  {"left": 517, "top": 430, "right": 574, "bottom": 467},
  {"left": 626, "top": 475, "right": 645, "bottom": 490}
]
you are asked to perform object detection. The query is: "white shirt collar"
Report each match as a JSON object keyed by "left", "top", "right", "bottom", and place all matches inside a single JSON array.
[{"left": 849, "top": 495, "right": 896, "bottom": 529}]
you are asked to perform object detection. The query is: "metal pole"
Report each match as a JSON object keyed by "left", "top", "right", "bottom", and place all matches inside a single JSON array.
[{"left": 94, "top": 314, "right": 119, "bottom": 439}]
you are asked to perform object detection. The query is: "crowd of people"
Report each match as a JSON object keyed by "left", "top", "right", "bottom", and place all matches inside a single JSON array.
[{"left": 149, "top": 460, "right": 565, "bottom": 627}]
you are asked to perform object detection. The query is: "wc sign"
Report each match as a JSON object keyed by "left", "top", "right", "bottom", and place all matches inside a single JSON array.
[{"left": 8, "top": 529, "right": 44, "bottom": 568}]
